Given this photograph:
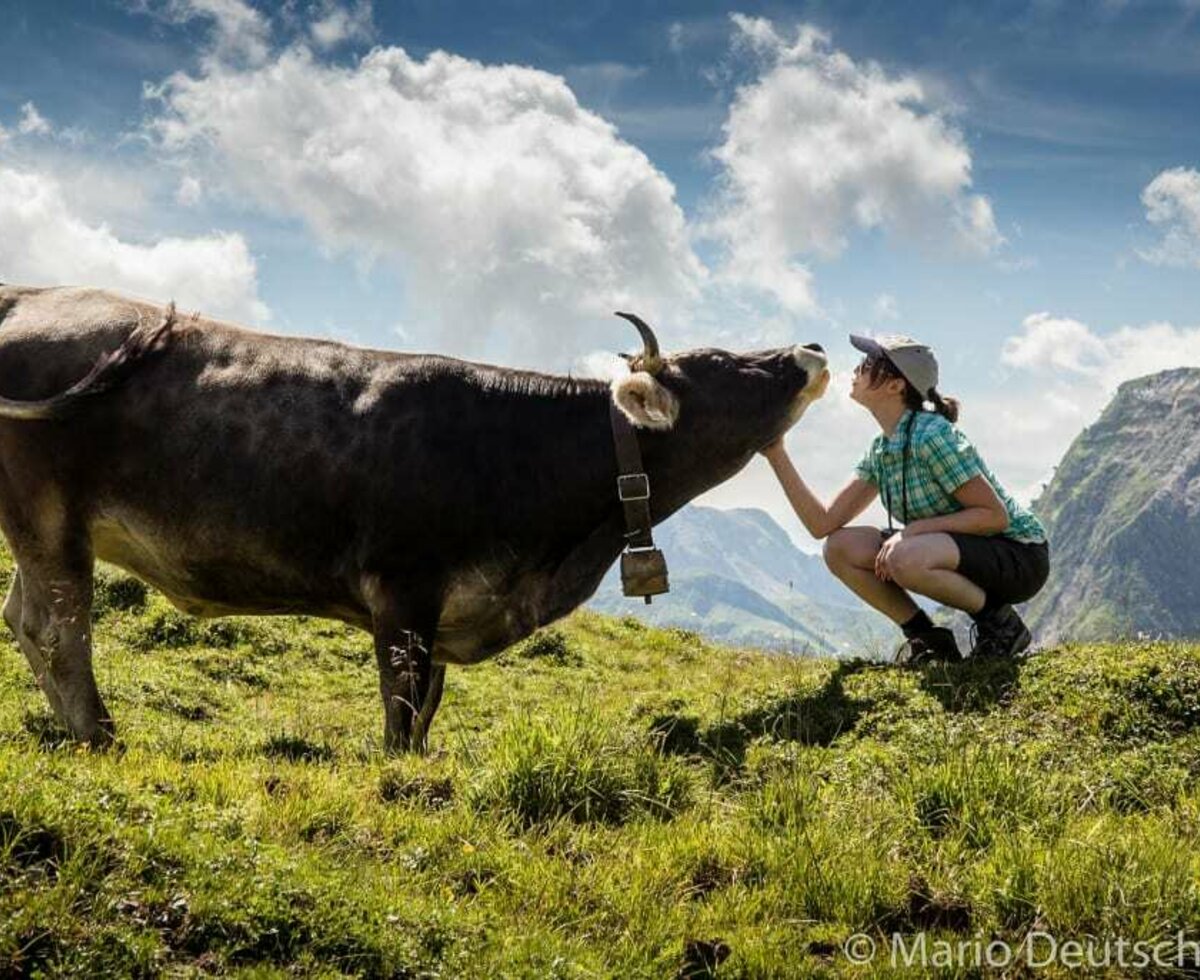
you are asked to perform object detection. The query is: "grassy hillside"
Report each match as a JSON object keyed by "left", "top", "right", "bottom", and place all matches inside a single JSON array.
[{"left": 2, "top": 547, "right": 1200, "bottom": 976}]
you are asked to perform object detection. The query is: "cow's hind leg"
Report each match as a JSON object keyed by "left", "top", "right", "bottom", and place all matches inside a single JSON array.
[
  {"left": 7, "top": 554, "right": 112, "bottom": 747},
  {"left": 373, "top": 625, "right": 435, "bottom": 754},
  {"left": 412, "top": 664, "right": 446, "bottom": 753},
  {"left": 364, "top": 576, "right": 439, "bottom": 754}
]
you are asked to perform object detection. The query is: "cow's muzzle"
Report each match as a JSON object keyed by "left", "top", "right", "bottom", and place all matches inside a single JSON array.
[{"left": 793, "top": 345, "right": 831, "bottom": 401}]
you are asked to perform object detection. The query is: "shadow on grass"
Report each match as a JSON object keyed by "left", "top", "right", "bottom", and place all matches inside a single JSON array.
[
  {"left": 651, "top": 660, "right": 876, "bottom": 773},
  {"left": 21, "top": 713, "right": 76, "bottom": 750},
  {"left": 651, "top": 654, "right": 1027, "bottom": 775},
  {"left": 918, "top": 655, "right": 1022, "bottom": 715},
  {"left": 18, "top": 713, "right": 129, "bottom": 757},
  {"left": 261, "top": 733, "right": 335, "bottom": 763}
]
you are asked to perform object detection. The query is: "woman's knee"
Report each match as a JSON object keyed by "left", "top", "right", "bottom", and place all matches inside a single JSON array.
[
  {"left": 823, "top": 527, "right": 877, "bottom": 571},
  {"left": 822, "top": 529, "right": 851, "bottom": 569},
  {"left": 885, "top": 540, "right": 926, "bottom": 585}
]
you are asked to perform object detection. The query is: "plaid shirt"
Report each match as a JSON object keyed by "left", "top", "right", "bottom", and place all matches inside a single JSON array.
[{"left": 854, "top": 410, "right": 1047, "bottom": 544}]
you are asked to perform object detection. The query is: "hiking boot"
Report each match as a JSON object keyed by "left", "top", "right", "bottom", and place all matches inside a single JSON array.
[
  {"left": 893, "top": 627, "right": 962, "bottom": 667},
  {"left": 969, "top": 605, "right": 1032, "bottom": 659}
]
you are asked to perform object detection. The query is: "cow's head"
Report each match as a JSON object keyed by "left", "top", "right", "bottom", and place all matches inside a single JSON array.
[{"left": 610, "top": 312, "right": 829, "bottom": 504}]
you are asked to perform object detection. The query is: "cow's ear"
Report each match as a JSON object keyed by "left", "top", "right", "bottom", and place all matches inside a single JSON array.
[{"left": 611, "top": 372, "right": 679, "bottom": 430}]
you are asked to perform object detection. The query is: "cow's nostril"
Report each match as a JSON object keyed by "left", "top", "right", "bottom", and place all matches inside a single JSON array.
[{"left": 802, "top": 343, "right": 825, "bottom": 354}]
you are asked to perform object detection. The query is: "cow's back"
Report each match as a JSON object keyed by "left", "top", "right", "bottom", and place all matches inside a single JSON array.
[
  {"left": 0, "top": 286, "right": 616, "bottom": 634},
  {"left": 0, "top": 287, "right": 417, "bottom": 619},
  {"left": 0, "top": 285, "right": 156, "bottom": 398}
]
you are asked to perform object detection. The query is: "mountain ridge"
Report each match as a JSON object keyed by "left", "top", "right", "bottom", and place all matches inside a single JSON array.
[
  {"left": 589, "top": 504, "right": 893, "bottom": 655},
  {"left": 1027, "top": 366, "right": 1200, "bottom": 643}
]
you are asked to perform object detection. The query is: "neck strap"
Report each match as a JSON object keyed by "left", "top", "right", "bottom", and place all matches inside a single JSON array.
[
  {"left": 885, "top": 410, "right": 917, "bottom": 533},
  {"left": 609, "top": 400, "right": 654, "bottom": 549}
]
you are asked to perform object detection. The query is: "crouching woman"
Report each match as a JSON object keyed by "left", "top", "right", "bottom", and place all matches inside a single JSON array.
[{"left": 762, "top": 334, "right": 1050, "bottom": 666}]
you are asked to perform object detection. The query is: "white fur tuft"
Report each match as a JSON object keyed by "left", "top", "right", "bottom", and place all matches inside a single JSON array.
[{"left": 610, "top": 372, "right": 680, "bottom": 430}]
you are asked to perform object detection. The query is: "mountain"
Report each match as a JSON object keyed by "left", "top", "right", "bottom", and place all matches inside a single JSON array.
[
  {"left": 1027, "top": 367, "right": 1200, "bottom": 643},
  {"left": 588, "top": 505, "right": 893, "bottom": 655}
]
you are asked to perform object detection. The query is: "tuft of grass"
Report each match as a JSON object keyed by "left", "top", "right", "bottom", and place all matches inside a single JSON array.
[
  {"left": 262, "top": 733, "right": 336, "bottom": 764},
  {"left": 466, "top": 705, "right": 692, "bottom": 827},
  {"left": 511, "top": 627, "right": 580, "bottom": 664},
  {"left": 92, "top": 565, "right": 149, "bottom": 616}
]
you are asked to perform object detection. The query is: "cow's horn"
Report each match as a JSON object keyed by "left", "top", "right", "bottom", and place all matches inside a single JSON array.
[{"left": 614, "top": 311, "right": 663, "bottom": 375}]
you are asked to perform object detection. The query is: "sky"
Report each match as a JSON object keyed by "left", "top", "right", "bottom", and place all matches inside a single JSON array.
[{"left": 2, "top": 0, "right": 1200, "bottom": 551}]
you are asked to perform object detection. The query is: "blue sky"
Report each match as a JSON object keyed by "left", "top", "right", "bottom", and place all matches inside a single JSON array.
[{"left": 2, "top": 0, "right": 1199, "bottom": 546}]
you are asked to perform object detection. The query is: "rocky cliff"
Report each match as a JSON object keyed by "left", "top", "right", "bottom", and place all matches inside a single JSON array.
[{"left": 1027, "top": 367, "right": 1200, "bottom": 643}]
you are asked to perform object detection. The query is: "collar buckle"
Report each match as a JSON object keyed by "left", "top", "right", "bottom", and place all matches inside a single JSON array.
[{"left": 617, "top": 473, "right": 650, "bottom": 501}]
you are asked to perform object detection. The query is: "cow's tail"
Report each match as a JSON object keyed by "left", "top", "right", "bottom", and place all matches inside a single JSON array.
[{"left": 0, "top": 302, "right": 181, "bottom": 421}]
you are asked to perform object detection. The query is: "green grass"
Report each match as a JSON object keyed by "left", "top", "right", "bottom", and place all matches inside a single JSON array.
[{"left": 2, "top": 544, "right": 1200, "bottom": 977}]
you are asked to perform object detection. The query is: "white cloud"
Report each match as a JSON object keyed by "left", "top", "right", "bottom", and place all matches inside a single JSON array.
[
  {"left": 573, "top": 349, "right": 628, "bottom": 382},
  {"left": 176, "top": 174, "right": 203, "bottom": 206},
  {"left": 0, "top": 123, "right": 8, "bottom": 147},
  {"left": 700, "top": 15, "right": 1002, "bottom": 314},
  {"left": 1002, "top": 312, "right": 1200, "bottom": 383},
  {"left": 872, "top": 292, "right": 899, "bottom": 321},
  {"left": 1139, "top": 166, "right": 1200, "bottom": 268},
  {"left": 309, "top": 0, "right": 374, "bottom": 50},
  {"left": 565, "top": 61, "right": 647, "bottom": 98},
  {"left": 1001, "top": 312, "right": 1112, "bottom": 375},
  {"left": 17, "top": 102, "right": 51, "bottom": 137},
  {"left": 0, "top": 165, "right": 267, "bottom": 323},
  {"left": 147, "top": 44, "right": 704, "bottom": 361},
  {"left": 668, "top": 22, "right": 685, "bottom": 55},
  {"left": 133, "top": 0, "right": 271, "bottom": 66},
  {"left": 992, "top": 312, "right": 1200, "bottom": 501}
]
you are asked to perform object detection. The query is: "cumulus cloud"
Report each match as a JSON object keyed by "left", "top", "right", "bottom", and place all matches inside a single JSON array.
[
  {"left": 1001, "top": 312, "right": 1112, "bottom": 375},
  {"left": 309, "top": 0, "right": 374, "bottom": 49},
  {"left": 992, "top": 312, "right": 1200, "bottom": 500},
  {"left": 0, "top": 165, "right": 267, "bottom": 323},
  {"left": 17, "top": 102, "right": 51, "bottom": 137},
  {"left": 1003, "top": 312, "right": 1200, "bottom": 383},
  {"left": 700, "top": 15, "right": 1002, "bottom": 314},
  {"left": 147, "top": 43, "right": 704, "bottom": 360},
  {"left": 1139, "top": 166, "right": 1200, "bottom": 268},
  {"left": 132, "top": 0, "right": 271, "bottom": 65}
]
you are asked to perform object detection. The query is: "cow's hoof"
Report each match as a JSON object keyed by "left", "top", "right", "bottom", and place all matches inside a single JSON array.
[
  {"left": 383, "top": 734, "right": 428, "bottom": 756},
  {"left": 80, "top": 718, "right": 117, "bottom": 751}
]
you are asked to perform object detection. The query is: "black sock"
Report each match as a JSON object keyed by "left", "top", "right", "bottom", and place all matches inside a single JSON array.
[{"left": 901, "top": 610, "right": 935, "bottom": 638}]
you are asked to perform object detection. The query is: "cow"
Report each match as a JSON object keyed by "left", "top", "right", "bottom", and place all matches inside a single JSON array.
[{"left": 0, "top": 284, "right": 829, "bottom": 752}]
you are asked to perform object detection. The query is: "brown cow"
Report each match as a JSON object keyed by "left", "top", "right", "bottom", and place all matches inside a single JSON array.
[{"left": 0, "top": 284, "right": 829, "bottom": 751}]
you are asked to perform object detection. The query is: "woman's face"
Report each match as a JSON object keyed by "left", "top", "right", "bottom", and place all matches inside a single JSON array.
[{"left": 849, "top": 355, "right": 904, "bottom": 409}]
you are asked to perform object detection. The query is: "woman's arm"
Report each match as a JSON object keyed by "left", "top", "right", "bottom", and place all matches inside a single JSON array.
[
  {"left": 903, "top": 475, "right": 1009, "bottom": 537},
  {"left": 761, "top": 442, "right": 878, "bottom": 540}
]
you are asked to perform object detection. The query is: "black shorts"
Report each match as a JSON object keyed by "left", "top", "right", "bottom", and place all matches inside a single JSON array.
[{"left": 948, "top": 533, "right": 1050, "bottom": 606}]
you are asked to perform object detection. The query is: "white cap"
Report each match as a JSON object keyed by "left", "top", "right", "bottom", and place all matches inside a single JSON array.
[{"left": 849, "top": 334, "right": 939, "bottom": 397}]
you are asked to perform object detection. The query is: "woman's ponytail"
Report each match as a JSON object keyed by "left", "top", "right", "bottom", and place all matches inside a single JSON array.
[{"left": 929, "top": 389, "right": 960, "bottom": 424}]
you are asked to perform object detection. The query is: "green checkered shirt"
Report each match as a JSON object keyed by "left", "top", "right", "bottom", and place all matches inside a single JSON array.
[{"left": 854, "top": 410, "right": 1047, "bottom": 544}]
